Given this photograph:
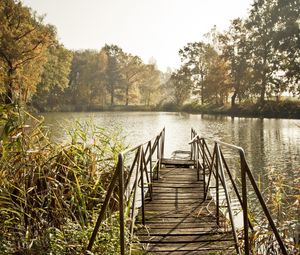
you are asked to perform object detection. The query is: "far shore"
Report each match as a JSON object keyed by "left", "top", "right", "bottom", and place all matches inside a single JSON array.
[{"left": 35, "top": 100, "right": 300, "bottom": 120}]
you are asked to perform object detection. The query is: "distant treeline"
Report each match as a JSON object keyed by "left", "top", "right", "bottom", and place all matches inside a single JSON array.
[
  {"left": 31, "top": 47, "right": 168, "bottom": 112},
  {"left": 0, "top": 0, "right": 299, "bottom": 114}
]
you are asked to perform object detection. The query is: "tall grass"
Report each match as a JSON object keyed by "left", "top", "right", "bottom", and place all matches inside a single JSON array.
[{"left": 0, "top": 104, "right": 127, "bottom": 254}]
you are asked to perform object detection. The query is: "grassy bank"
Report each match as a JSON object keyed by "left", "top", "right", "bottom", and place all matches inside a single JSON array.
[
  {"left": 180, "top": 100, "right": 300, "bottom": 119},
  {"left": 34, "top": 100, "right": 300, "bottom": 119},
  {"left": 0, "top": 105, "right": 132, "bottom": 254}
]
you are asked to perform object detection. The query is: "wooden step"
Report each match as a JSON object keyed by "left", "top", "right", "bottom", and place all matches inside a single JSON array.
[{"left": 161, "top": 158, "right": 195, "bottom": 167}]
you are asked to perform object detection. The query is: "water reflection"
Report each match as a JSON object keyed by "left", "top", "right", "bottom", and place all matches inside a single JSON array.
[{"left": 42, "top": 111, "right": 300, "bottom": 181}]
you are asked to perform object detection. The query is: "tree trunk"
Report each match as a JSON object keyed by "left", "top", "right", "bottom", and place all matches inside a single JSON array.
[
  {"left": 147, "top": 91, "right": 151, "bottom": 106},
  {"left": 125, "top": 85, "right": 129, "bottom": 106},
  {"left": 231, "top": 91, "right": 237, "bottom": 108},
  {"left": 260, "top": 48, "right": 268, "bottom": 105},
  {"left": 201, "top": 75, "right": 204, "bottom": 105},
  {"left": 110, "top": 84, "right": 114, "bottom": 106},
  {"left": 260, "top": 79, "right": 266, "bottom": 105}
]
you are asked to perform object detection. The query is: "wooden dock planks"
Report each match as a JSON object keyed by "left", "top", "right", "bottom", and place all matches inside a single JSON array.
[{"left": 135, "top": 160, "right": 236, "bottom": 254}]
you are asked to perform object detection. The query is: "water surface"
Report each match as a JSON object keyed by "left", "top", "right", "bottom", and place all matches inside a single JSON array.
[{"left": 42, "top": 111, "right": 299, "bottom": 180}]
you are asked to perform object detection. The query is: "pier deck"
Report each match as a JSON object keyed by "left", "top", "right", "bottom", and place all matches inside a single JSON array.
[{"left": 136, "top": 159, "right": 236, "bottom": 254}]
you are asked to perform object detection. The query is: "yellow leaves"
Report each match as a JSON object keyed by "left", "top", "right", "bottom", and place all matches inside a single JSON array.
[{"left": 0, "top": 0, "right": 56, "bottom": 103}]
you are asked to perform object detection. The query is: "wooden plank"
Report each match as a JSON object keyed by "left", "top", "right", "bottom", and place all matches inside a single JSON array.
[
  {"left": 155, "top": 179, "right": 203, "bottom": 185},
  {"left": 161, "top": 159, "right": 195, "bottom": 166},
  {"left": 135, "top": 162, "right": 236, "bottom": 254},
  {"left": 152, "top": 183, "right": 202, "bottom": 188},
  {"left": 137, "top": 216, "right": 224, "bottom": 224},
  {"left": 146, "top": 242, "right": 235, "bottom": 251},
  {"left": 138, "top": 233, "right": 233, "bottom": 243},
  {"left": 146, "top": 251, "right": 235, "bottom": 255},
  {"left": 152, "top": 188, "right": 203, "bottom": 192},
  {"left": 136, "top": 228, "right": 230, "bottom": 236},
  {"left": 137, "top": 222, "right": 221, "bottom": 229}
]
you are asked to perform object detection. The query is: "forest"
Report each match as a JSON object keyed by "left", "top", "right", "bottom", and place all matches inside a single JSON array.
[{"left": 0, "top": 0, "right": 299, "bottom": 115}]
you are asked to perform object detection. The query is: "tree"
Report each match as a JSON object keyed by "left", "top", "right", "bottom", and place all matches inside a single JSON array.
[
  {"left": 168, "top": 67, "right": 192, "bottom": 106},
  {"left": 246, "top": 0, "right": 282, "bottom": 104},
  {"left": 31, "top": 43, "right": 72, "bottom": 111},
  {"left": 101, "top": 44, "right": 124, "bottom": 106},
  {"left": 219, "top": 19, "right": 251, "bottom": 107},
  {"left": 121, "top": 54, "right": 145, "bottom": 106},
  {"left": 67, "top": 50, "right": 101, "bottom": 110},
  {"left": 139, "top": 64, "right": 161, "bottom": 106},
  {"left": 272, "top": 0, "right": 300, "bottom": 96},
  {"left": 0, "top": 0, "right": 55, "bottom": 104},
  {"left": 179, "top": 42, "right": 216, "bottom": 105},
  {"left": 203, "top": 55, "right": 231, "bottom": 105}
]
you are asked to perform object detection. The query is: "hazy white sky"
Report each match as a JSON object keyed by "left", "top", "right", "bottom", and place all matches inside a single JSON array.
[{"left": 22, "top": 0, "right": 252, "bottom": 71}]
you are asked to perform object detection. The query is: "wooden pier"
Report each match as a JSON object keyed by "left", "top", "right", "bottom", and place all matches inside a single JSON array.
[
  {"left": 87, "top": 128, "right": 288, "bottom": 255},
  {"left": 135, "top": 158, "right": 236, "bottom": 254}
]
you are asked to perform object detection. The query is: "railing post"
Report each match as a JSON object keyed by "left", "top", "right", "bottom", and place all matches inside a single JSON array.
[
  {"left": 130, "top": 149, "right": 140, "bottom": 236},
  {"left": 201, "top": 139, "right": 206, "bottom": 198},
  {"left": 191, "top": 129, "right": 193, "bottom": 160},
  {"left": 119, "top": 153, "right": 125, "bottom": 255},
  {"left": 161, "top": 128, "right": 165, "bottom": 159},
  {"left": 215, "top": 143, "right": 220, "bottom": 226},
  {"left": 149, "top": 141, "right": 153, "bottom": 201},
  {"left": 194, "top": 139, "right": 199, "bottom": 180},
  {"left": 240, "top": 153, "right": 249, "bottom": 255},
  {"left": 157, "top": 136, "right": 160, "bottom": 180},
  {"left": 140, "top": 148, "right": 146, "bottom": 225}
]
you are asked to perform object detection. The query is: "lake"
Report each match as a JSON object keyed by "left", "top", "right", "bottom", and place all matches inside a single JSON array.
[
  {"left": 42, "top": 111, "right": 299, "bottom": 223},
  {"left": 42, "top": 111, "right": 300, "bottom": 179}
]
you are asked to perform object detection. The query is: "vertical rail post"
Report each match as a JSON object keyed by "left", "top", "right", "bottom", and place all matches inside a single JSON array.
[
  {"left": 201, "top": 139, "right": 206, "bottom": 198},
  {"left": 140, "top": 148, "right": 146, "bottom": 225},
  {"left": 148, "top": 141, "right": 153, "bottom": 201},
  {"left": 161, "top": 128, "right": 165, "bottom": 159},
  {"left": 215, "top": 143, "right": 220, "bottom": 226},
  {"left": 130, "top": 150, "right": 140, "bottom": 236},
  {"left": 240, "top": 153, "right": 249, "bottom": 255},
  {"left": 157, "top": 135, "right": 160, "bottom": 180},
  {"left": 190, "top": 129, "right": 193, "bottom": 160},
  {"left": 195, "top": 139, "right": 199, "bottom": 180},
  {"left": 119, "top": 153, "right": 125, "bottom": 255},
  {"left": 205, "top": 149, "right": 216, "bottom": 200}
]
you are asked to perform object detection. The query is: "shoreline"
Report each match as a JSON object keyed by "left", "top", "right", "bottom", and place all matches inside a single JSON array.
[{"left": 35, "top": 102, "right": 300, "bottom": 120}]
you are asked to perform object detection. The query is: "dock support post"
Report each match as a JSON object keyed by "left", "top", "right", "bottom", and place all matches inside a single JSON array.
[
  {"left": 119, "top": 154, "right": 125, "bottom": 255},
  {"left": 241, "top": 154, "right": 249, "bottom": 255}
]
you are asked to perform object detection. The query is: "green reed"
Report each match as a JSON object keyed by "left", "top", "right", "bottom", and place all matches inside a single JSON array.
[{"left": 0, "top": 104, "right": 133, "bottom": 254}]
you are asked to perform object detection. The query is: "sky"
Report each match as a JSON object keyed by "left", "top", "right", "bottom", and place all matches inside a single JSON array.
[{"left": 22, "top": 0, "right": 253, "bottom": 72}]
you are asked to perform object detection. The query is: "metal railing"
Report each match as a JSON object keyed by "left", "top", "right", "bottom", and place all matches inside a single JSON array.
[
  {"left": 87, "top": 128, "right": 165, "bottom": 254},
  {"left": 190, "top": 128, "right": 288, "bottom": 255}
]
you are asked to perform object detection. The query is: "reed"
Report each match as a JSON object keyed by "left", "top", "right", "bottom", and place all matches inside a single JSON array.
[{"left": 0, "top": 104, "right": 130, "bottom": 254}]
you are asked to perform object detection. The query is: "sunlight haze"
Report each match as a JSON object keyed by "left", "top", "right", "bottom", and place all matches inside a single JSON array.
[{"left": 22, "top": 0, "right": 252, "bottom": 71}]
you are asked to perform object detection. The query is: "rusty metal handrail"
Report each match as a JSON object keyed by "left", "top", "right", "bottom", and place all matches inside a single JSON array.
[
  {"left": 190, "top": 128, "right": 288, "bottom": 255},
  {"left": 87, "top": 128, "right": 165, "bottom": 254}
]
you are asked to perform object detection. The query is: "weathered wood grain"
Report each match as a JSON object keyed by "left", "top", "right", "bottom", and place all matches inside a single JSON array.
[{"left": 135, "top": 159, "right": 236, "bottom": 254}]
